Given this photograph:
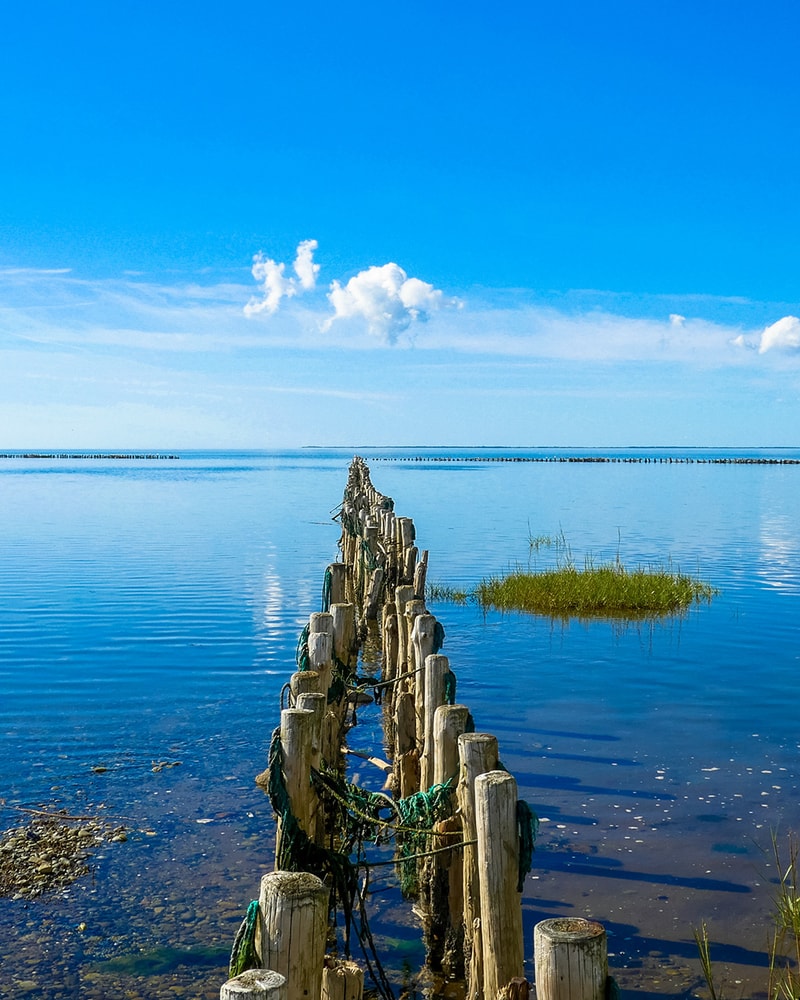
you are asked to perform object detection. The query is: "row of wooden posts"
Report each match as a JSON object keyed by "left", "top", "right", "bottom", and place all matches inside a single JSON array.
[{"left": 220, "top": 457, "right": 610, "bottom": 1000}]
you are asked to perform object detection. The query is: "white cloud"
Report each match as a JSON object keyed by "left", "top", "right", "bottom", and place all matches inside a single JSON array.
[
  {"left": 325, "top": 262, "right": 453, "bottom": 343},
  {"left": 758, "top": 315, "right": 800, "bottom": 354},
  {"left": 293, "top": 239, "right": 320, "bottom": 290},
  {"left": 669, "top": 313, "right": 686, "bottom": 328},
  {"left": 243, "top": 239, "right": 319, "bottom": 317}
]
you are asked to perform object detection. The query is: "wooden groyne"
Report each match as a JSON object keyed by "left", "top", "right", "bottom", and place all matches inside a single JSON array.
[
  {"left": 220, "top": 457, "right": 608, "bottom": 1000},
  {"left": 375, "top": 454, "right": 800, "bottom": 465}
]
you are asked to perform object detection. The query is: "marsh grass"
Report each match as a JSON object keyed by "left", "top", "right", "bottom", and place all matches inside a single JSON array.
[
  {"left": 768, "top": 832, "right": 800, "bottom": 1000},
  {"left": 474, "top": 561, "right": 716, "bottom": 618},
  {"left": 694, "top": 833, "right": 800, "bottom": 1000},
  {"left": 428, "top": 531, "right": 716, "bottom": 620}
]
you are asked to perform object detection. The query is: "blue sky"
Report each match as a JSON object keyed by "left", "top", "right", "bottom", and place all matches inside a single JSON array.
[{"left": 1, "top": 1, "right": 799, "bottom": 448}]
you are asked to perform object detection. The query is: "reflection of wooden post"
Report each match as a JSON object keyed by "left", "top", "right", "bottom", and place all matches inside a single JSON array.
[
  {"left": 458, "top": 733, "right": 499, "bottom": 1000},
  {"left": 259, "top": 872, "right": 329, "bottom": 1000},
  {"left": 475, "top": 771, "right": 524, "bottom": 1000},
  {"left": 321, "top": 958, "right": 364, "bottom": 1000},
  {"left": 220, "top": 969, "right": 286, "bottom": 1000},
  {"left": 534, "top": 918, "right": 607, "bottom": 1000}
]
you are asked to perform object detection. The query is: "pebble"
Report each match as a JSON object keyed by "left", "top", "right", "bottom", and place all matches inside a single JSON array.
[{"left": 0, "top": 812, "right": 127, "bottom": 899}]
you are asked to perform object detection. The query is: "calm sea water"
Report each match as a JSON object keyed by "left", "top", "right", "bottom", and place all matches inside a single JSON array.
[{"left": 1, "top": 448, "right": 799, "bottom": 999}]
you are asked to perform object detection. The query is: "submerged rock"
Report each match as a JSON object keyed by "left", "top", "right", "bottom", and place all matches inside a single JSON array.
[{"left": 0, "top": 810, "right": 127, "bottom": 899}]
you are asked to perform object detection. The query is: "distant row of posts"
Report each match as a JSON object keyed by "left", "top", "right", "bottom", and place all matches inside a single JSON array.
[{"left": 220, "top": 457, "right": 610, "bottom": 1000}]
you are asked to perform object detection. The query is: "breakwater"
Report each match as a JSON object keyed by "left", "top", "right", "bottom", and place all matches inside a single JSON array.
[{"left": 221, "top": 457, "right": 610, "bottom": 1000}]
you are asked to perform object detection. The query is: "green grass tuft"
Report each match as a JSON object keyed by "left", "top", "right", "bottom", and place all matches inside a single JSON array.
[{"left": 474, "top": 563, "right": 716, "bottom": 619}]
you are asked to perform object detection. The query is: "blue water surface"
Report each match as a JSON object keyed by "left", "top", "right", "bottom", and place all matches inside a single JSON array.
[{"left": 1, "top": 448, "right": 798, "bottom": 998}]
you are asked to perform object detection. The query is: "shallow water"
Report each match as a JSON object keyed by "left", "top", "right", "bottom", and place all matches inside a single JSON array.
[{"left": 1, "top": 448, "right": 799, "bottom": 998}]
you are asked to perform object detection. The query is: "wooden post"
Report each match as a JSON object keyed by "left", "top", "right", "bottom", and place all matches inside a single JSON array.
[
  {"left": 534, "top": 919, "right": 607, "bottom": 1000},
  {"left": 321, "top": 958, "right": 364, "bottom": 1000},
  {"left": 394, "top": 585, "right": 415, "bottom": 679},
  {"left": 330, "top": 602, "right": 356, "bottom": 671},
  {"left": 433, "top": 704, "right": 471, "bottom": 976},
  {"left": 220, "top": 969, "right": 286, "bottom": 1000},
  {"left": 413, "top": 549, "right": 429, "bottom": 600},
  {"left": 420, "top": 653, "right": 449, "bottom": 790},
  {"left": 309, "top": 614, "right": 334, "bottom": 696},
  {"left": 364, "top": 566, "right": 385, "bottom": 620},
  {"left": 296, "top": 691, "right": 326, "bottom": 843},
  {"left": 458, "top": 733, "right": 499, "bottom": 1000},
  {"left": 276, "top": 708, "right": 315, "bottom": 866},
  {"left": 394, "top": 691, "right": 420, "bottom": 797},
  {"left": 290, "top": 670, "right": 320, "bottom": 703},
  {"left": 327, "top": 563, "right": 348, "bottom": 607},
  {"left": 433, "top": 704, "right": 471, "bottom": 787},
  {"left": 475, "top": 771, "right": 524, "bottom": 1000},
  {"left": 259, "top": 871, "right": 329, "bottom": 1000}
]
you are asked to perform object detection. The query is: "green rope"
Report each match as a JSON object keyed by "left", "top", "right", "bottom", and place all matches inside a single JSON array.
[
  {"left": 295, "top": 623, "right": 310, "bottom": 672},
  {"left": 361, "top": 538, "right": 379, "bottom": 573},
  {"left": 228, "top": 899, "right": 261, "bottom": 978},
  {"left": 322, "top": 566, "right": 333, "bottom": 612},
  {"left": 516, "top": 799, "right": 539, "bottom": 892},
  {"left": 266, "top": 729, "right": 358, "bottom": 952},
  {"left": 394, "top": 780, "right": 455, "bottom": 897},
  {"left": 443, "top": 669, "right": 457, "bottom": 705},
  {"left": 433, "top": 620, "right": 445, "bottom": 652}
]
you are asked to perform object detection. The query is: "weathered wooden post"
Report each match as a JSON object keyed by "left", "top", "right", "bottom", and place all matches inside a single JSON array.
[
  {"left": 534, "top": 918, "right": 608, "bottom": 1000},
  {"left": 296, "top": 691, "right": 327, "bottom": 843},
  {"left": 397, "top": 517, "right": 416, "bottom": 584},
  {"left": 309, "top": 612, "right": 334, "bottom": 696},
  {"left": 308, "top": 613, "right": 336, "bottom": 763},
  {"left": 433, "top": 703, "right": 472, "bottom": 975},
  {"left": 475, "top": 770, "right": 524, "bottom": 1000},
  {"left": 326, "top": 563, "right": 348, "bottom": 608},
  {"left": 413, "top": 549, "right": 429, "bottom": 600},
  {"left": 220, "top": 969, "right": 286, "bottom": 1000},
  {"left": 394, "top": 585, "right": 416, "bottom": 680},
  {"left": 321, "top": 958, "right": 364, "bottom": 1000},
  {"left": 420, "top": 653, "right": 450, "bottom": 791},
  {"left": 276, "top": 708, "right": 315, "bottom": 866},
  {"left": 330, "top": 602, "right": 356, "bottom": 672},
  {"left": 290, "top": 670, "right": 320, "bottom": 703},
  {"left": 458, "top": 733, "right": 499, "bottom": 1000},
  {"left": 433, "top": 704, "right": 471, "bottom": 787},
  {"left": 394, "top": 690, "right": 420, "bottom": 797},
  {"left": 259, "top": 871, "right": 329, "bottom": 1000},
  {"left": 410, "top": 614, "right": 436, "bottom": 749}
]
